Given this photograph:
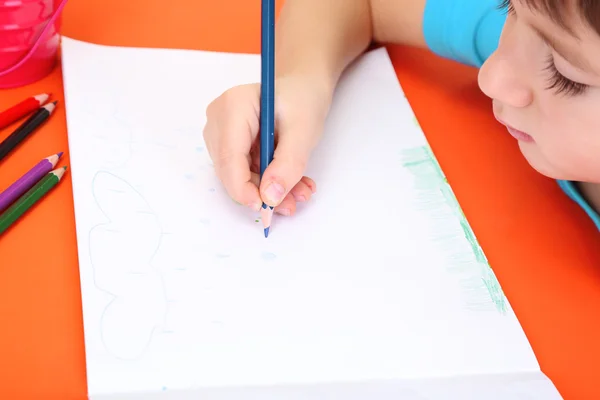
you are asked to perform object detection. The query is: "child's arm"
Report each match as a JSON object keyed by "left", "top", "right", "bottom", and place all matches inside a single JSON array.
[
  {"left": 275, "top": 0, "right": 428, "bottom": 99},
  {"left": 204, "top": 0, "right": 428, "bottom": 214}
]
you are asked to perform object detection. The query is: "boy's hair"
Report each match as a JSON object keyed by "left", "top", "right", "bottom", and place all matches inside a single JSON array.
[{"left": 522, "top": 0, "right": 600, "bottom": 36}]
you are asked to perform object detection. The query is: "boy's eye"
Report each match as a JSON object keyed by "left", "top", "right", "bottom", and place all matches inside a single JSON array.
[
  {"left": 497, "top": 0, "right": 515, "bottom": 14},
  {"left": 496, "top": 0, "right": 587, "bottom": 97},
  {"left": 544, "top": 55, "right": 588, "bottom": 97}
]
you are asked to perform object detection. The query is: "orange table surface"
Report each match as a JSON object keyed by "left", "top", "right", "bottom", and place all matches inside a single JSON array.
[{"left": 1, "top": 1, "right": 600, "bottom": 399}]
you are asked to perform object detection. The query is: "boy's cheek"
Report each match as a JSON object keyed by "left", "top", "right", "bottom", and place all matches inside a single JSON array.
[{"left": 524, "top": 126, "right": 600, "bottom": 182}]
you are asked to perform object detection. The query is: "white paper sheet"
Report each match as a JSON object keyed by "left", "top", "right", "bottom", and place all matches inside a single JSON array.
[{"left": 60, "top": 37, "right": 562, "bottom": 399}]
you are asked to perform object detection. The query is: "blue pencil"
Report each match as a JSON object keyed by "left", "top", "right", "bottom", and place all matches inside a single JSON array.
[{"left": 259, "top": 0, "right": 276, "bottom": 238}]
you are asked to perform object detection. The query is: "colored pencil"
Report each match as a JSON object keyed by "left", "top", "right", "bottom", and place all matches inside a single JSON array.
[
  {"left": 0, "top": 93, "right": 50, "bottom": 130},
  {"left": 0, "top": 152, "right": 63, "bottom": 213},
  {"left": 0, "top": 101, "right": 58, "bottom": 162},
  {"left": 0, "top": 166, "right": 67, "bottom": 236},
  {"left": 259, "top": 0, "right": 276, "bottom": 238}
]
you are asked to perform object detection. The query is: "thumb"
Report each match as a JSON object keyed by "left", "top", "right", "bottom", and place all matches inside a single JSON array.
[{"left": 259, "top": 132, "right": 313, "bottom": 207}]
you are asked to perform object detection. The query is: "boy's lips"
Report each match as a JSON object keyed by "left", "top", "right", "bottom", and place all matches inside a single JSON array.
[{"left": 495, "top": 117, "right": 534, "bottom": 143}]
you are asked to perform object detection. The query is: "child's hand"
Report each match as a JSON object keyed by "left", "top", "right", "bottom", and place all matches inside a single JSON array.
[{"left": 203, "top": 77, "right": 331, "bottom": 216}]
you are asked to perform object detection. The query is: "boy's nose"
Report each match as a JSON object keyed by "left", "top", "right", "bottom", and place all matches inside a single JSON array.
[{"left": 478, "top": 53, "right": 533, "bottom": 109}]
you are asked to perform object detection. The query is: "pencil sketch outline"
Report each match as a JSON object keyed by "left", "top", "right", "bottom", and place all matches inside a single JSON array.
[
  {"left": 174, "top": 125, "right": 203, "bottom": 138},
  {"left": 400, "top": 145, "right": 508, "bottom": 314},
  {"left": 87, "top": 170, "right": 171, "bottom": 360},
  {"left": 79, "top": 90, "right": 134, "bottom": 170}
]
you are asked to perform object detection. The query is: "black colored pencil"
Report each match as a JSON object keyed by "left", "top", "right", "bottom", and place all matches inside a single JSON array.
[{"left": 0, "top": 101, "right": 58, "bottom": 162}]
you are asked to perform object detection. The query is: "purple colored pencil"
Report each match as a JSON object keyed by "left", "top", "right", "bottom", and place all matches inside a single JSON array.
[{"left": 0, "top": 152, "right": 63, "bottom": 213}]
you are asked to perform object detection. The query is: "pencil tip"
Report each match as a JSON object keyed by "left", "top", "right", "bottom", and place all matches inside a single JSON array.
[
  {"left": 57, "top": 151, "right": 64, "bottom": 158},
  {"left": 52, "top": 100, "right": 58, "bottom": 105},
  {"left": 62, "top": 166, "right": 68, "bottom": 170},
  {"left": 35, "top": 93, "right": 50, "bottom": 103},
  {"left": 264, "top": 227, "right": 270, "bottom": 238}
]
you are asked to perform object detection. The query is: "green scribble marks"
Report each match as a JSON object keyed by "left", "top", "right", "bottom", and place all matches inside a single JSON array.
[
  {"left": 400, "top": 145, "right": 508, "bottom": 314},
  {"left": 413, "top": 116, "right": 421, "bottom": 129}
]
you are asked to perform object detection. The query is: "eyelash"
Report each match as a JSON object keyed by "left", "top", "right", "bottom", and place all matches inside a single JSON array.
[
  {"left": 543, "top": 55, "right": 588, "bottom": 96},
  {"left": 497, "top": 0, "right": 515, "bottom": 14},
  {"left": 497, "top": 0, "right": 588, "bottom": 96}
]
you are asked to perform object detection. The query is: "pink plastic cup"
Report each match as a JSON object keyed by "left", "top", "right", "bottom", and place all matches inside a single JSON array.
[{"left": 0, "top": 0, "right": 68, "bottom": 89}]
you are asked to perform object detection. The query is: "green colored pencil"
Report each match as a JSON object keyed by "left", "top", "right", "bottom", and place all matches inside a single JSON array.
[{"left": 0, "top": 166, "right": 67, "bottom": 236}]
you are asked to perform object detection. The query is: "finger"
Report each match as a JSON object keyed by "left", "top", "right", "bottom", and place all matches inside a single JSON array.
[
  {"left": 289, "top": 179, "right": 314, "bottom": 203},
  {"left": 214, "top": 156, "right": 262, "bottom": 211},
  {"left": 274, "top": 193, "right": 297, "bottom": 216},
  {"left": 275, "top": 177, "right": 316, "bottom": 216},
  {"left": 204, "top": 86, "right": 262, "bottom": 209},
  {"left": 259, "top": 132, "right": 316, "bottom": 207},
  {"left": 250, "top": 145, "right": 261, "bottom": 174},
  {"left": 300, "top": 176, "right": 317, "bottom": 193}
]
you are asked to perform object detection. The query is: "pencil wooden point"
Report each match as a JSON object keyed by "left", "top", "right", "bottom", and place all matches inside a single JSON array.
[
  {"left": 45, "top": 151, "right": 63, "bottom": 159},
  {"left": 53, "top": 165, "right": 68, "bottom": 179},
  {"left": 45, "top": 151, "right": 64, "bottom": 166},
  {"left": 260, "top": 202, "right": 273, "bottom": 237},
  {"left": 33, "top": 93, "right": 50, "bottom": 104},
  {"left": 39, "top": 101, "right": 57, "bottom": 115}
]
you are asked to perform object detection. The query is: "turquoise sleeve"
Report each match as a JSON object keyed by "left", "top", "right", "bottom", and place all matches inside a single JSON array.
[
  {"left": 422, "top": 0, "right": 506, "bottom": 68},
  {"left": 558, "top": 181, "right": 600, "bottom": 230},
  {"left": 421, "top": 0, "right": 600, "bottom": 230}
]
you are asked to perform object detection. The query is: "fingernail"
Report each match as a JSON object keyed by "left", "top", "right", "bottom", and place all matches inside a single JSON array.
[
  {"left": 295, "top": 195, "right": 306, "bottom": 202},
  {"left": 264, "top": 182, "right": 285, "bottom": 204},
  {"left": 277, "top": 208, "right": 291, "bottom": 216}
]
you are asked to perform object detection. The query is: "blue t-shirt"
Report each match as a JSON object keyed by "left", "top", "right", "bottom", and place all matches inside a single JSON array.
[{"left": 422, "top": 0, "right": 600, "bottom": 230}]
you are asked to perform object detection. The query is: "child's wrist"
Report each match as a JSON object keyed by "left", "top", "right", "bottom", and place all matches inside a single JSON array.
[{"left": 276, "top": 67, "right": 336, "bottom": 101}]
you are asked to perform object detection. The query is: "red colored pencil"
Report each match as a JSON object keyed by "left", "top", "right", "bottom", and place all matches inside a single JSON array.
[{"left": 0, "top": 93, "right": 50, "bottom": 130}]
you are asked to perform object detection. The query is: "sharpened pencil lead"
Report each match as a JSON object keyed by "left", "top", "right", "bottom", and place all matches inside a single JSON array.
[{"left": 260, "top": 202, "right": 273, "bottom": 237}]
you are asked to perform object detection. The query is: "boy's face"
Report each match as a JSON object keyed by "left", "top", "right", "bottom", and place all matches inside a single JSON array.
[{"left": 478, "top": 0, "right": 600, "bottom": 183}]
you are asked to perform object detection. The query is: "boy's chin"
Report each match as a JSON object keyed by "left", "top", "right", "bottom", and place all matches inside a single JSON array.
[
  {"left": 519, "top": 144, "right": 600, "bottom": 184},
  {"left": 517, "top": 142, "right": 564, "bottom": 181}
]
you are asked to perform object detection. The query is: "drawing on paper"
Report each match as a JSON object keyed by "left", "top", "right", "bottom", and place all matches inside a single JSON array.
[
  {"left": 400, "top": 145, "right": 508, "bottom": 314},
  {"left": 413, "top": 116, "right": 421, "bottom": 129},
  {"left": 174, "top": 126, "right": 202, "bottom": 138},
  {"left": 146, "top": 125, "right": 204, "bottom": 150},
  {"left": 261, "top": 252, "right": 277, "bottom": 261},
  {"left": 88, "top": 171, "right": 170, "bottom": 359},
  {"left": 79, "top": 91, "right": 134, "bottom": 170}
]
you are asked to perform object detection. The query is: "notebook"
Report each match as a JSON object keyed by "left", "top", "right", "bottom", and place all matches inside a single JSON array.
[{"left": 60, "top": 36, "right": 563, "bottom": 399}]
